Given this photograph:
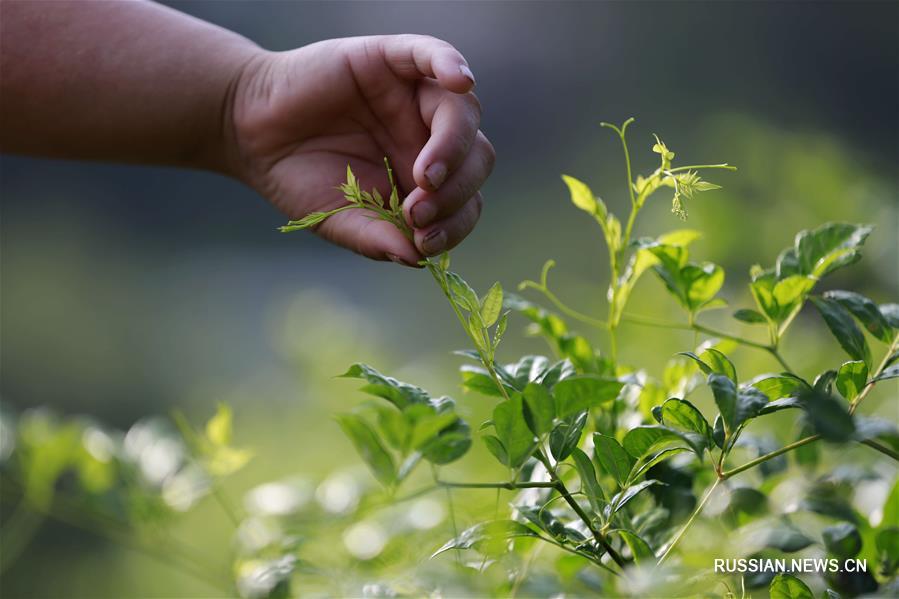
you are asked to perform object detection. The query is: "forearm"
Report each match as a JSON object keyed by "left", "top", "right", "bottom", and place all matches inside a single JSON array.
[{"left": 0, "top": 0, "right": 261, "bottom": 173}]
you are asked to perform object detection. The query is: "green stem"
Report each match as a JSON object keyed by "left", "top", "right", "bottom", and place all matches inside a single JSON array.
[
  {"left": 436, "top": 480, "right": 556, "bottom": 490},
  {"left": 656, "top": 477, "right": 720, "bottom": 565},
  {"left": 666, "top": 164, "right": 737, "bottom": 174},
  {"left": 721, "top": 435, "right": 821, "bottom": 479},
  {"left": 861, "top": 439, "right": 899, "bottom": 461},
  {"left": 519, "top": 281, "right": 608, "bottom": 329},
  {"left": 850, "top": 333, "right": 899, "bottom": 415},
  {"left": 536, "top": 452, "right": 626, "bottom": 569}
]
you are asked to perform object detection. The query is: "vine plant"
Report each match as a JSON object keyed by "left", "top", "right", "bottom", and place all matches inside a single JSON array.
[
  {"left": 279, "top": 119, "right": 899, "bottom": 596},
  {"left": 1, "top": 120, "right": 896, "bottom": 598}
]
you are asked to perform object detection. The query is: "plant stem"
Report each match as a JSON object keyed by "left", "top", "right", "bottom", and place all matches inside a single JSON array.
[
  {"left": 535, "top": 452, "right": 626, "bottom": 569},
  {"left": 656, "top": 477, "right": 720, "bottom": 565},
  {"left": 850, "top": 333, "right": 899, "bottom": 415},
  {"left": 861, "top": 439, "right": 899, "bottom": 461},
  {"left": 436, "top": 480, "right": 556, "bottom": 490},
  {"left": 519, "top": 281, "right": 608, "bottom": 329},
  {"left": 666, "top": 164, "right": 737, "bottom": 174},
  {"left": 721, "top": 435, "right": 820, "bottom": 479}
]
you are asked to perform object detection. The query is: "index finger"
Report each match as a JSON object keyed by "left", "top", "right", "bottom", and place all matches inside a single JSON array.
[{"left": 378, "top": 34, "right": 476, "bottom": 94}]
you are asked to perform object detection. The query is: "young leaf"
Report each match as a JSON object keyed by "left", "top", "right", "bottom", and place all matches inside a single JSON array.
[
  {"left": 552, "top": 376, "right": 623, "bottom": 419},
  {"left": 708, "top": 374, "right": 768, "bottom": 436},
  {"left": 810, "top": 296, "right": 871, "bottom": 365},
  {"left": 570, "top": 448, "right": 605, "bottom": 513},
  {"left": 622, "top": 425, "right": 695, "bottom": 460},
  {"left": 769, "top": 574, "right": 813, "bottom": 599},
  {"left": 431, "top": 520, "right": 538, "bottom": 558},
  {"left": 605, "top": 479, "right": 665, "bottom": 517},
  {"left": 794, "top": 222, "right": 872, "bottom": 279},
  {"left": 480, "top": 282, "right": 504, "bottom": 327},
  {"left": 561, "top": 174, "right": 605, "bottom": 219},
  {"left": 336, "top": 413, "right": 396, "bottom": 487},
  {"left": 592, "top": 433, "right": 635, "bottom": 487},
  {"left": 823, "top": 290, "right": 893, "bottom": 343},
  {"left": 733, "top": 308, "right": 767, "bottom": 324},
  {"left": 660, "top": 398, "right": 712, "bottom": 449},
  {"left": 612, "top": 529, "right": 654, "bottom": 563},
  {"left": 522, "top": 383, "right": 555, "bottom": 436},
  {"left": 205, "top": 403, "right": 233, "bottom": 447},
  {"left": 749, "top": 373, "right": 811, "bottom": 401},
  {"left": 549, "top": 412, "right": 587, "bottom": 461},
  {"left": 493, "top": 397, "right": 537, "bottom": 468},
  {"left": 682, "top": 262, "right": 724, "bottom": 311},
  {"left": 340, "top": 363, "right": 430, "bottom": 409},
  {"left": 460, "top": 366, "right": 507, "bottom": 397},
  {"left": 835, "top": 360, "right": 868, "bottom": 401},
  {"left": 446, "top": 271, "right": 479, "bottom": 312}
]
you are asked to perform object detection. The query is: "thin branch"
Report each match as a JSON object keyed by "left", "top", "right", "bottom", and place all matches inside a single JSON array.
[{"left": 656, "top": 477, "right": 720, "bottom": 565}]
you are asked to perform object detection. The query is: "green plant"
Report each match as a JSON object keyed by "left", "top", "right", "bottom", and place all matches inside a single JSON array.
[
  {"left": 279, "top": 118, "right": 899, "bottom": 596},
  {"left": 2, "top": 119, "right": 895, "bottom": 598}
]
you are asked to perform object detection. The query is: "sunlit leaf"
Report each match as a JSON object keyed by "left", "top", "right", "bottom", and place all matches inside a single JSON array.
[
  {"left": 552, "top": 376, "right": 623, "bottom": 419},
  {"left": 522, "top": 383, "right": 554, "bottom": 436},
  {"left": 835, "top": 361, "right": 868, "bottom": 401}
]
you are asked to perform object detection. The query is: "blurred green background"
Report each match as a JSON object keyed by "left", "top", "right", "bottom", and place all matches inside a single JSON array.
[{"left": 1, "top": 1, "right": 897, "bottom": 597}]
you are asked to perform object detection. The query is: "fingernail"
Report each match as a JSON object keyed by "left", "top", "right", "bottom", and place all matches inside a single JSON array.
[
  {"left": 424, "top": 162, "right": 447, "bottom": 190},
  {"left": 421, "top": 229, "right": 447, "bottom": 255},
  {"left": 460, "top": 65, "right": 476, "bottom": 86},
  {"left": 387, "top": 253, "right": 412, "bottom": 267},
  {"left": 411, "top": 200, "right": 438, "bottom": 228}
]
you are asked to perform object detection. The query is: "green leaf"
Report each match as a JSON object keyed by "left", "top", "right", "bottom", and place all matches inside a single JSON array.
[
  {"left": 571, "top": 448, "right": 605, "bottom": 513},
  {"left": 421, "top": 419, "right": 471, "bottom": 465},
  {"left": 810, "top": 296, "right": 871, "bottom": 365},
  {"left": 460, "top": 366, "right": 506, "bottom": 397},
  {"left": 876, "top": 364, "right": 899, "bottom": 382},
  {"left": 822, "top": 522, "right": 862, "bottom": 559},
  {"left": 561, "top": 174, "right": 605, "bottom": 219},
  {"left": 336, "top": 413, "right": 395, "bottom": 487},
  {"left": 630, "top": 447, "right": 691, "bottom": 481},
  {"left": 733, "top": 308, "right": 767, "bottom": 324},
  {"left": 446, "top": 271, "right": 479, "bottom": 312},
  {"left": 678, "top": 348, "right": 737, "bottom": 383},
  {"left": 622, "top": 425, "right": 694, "bottom": 459},
  {"left": 549, "top": 412, "right": 587, "bottom": 461},
  {"left": 612, "top": 529, "right": 654, "bottom": 563},
  {"left": 431, "top": 520, "right": 538, "bottom": 558},
  {"left": 552, "top": 376, "right": 623, "bottom": 419},
  {"left": 708, "top": 374, "right": 768, "bottom": 436},
  {"left": 340, "top": 363, "right": 430, "bottom": 409},
  {"left": 480, "top": 282, "right": 504, "bottom": 327},
  {"left": 660, "top": 398, "right": 712, "bottom": 451},
  {"left": 522, "top": 383, "right": 555, "bottom": 436},
  {"left": 799, "top": 389, "right": 855, "bottom": 442},
  {"left": 605, "top": 479, "right": 665, "bottom": 517},
  {"left": 750, "top": 373, "right": 811, "bottom": 401},
  {"left": 794, "top": 222, "right": 872, "bottom": 279},
  {"left": 482, "top": 435, "right": 508, "bottom": 466},
  {"left": 823, "top": 290, "right": 893, "bottom": 343},
  {"left": 682, "top": 262, "right": 724, "bottom": 311},
  {"left": 592, "top": 433, "right": 635, "bottom": 486},
  {"left": 769, "top": 574, "right": 813, "bottom": 599},
  {"left": 493, "top": 397, "right": 536, "bottom": 468},
  {"left": 835, "top": 361, "right": 868, "bottom": 401}
]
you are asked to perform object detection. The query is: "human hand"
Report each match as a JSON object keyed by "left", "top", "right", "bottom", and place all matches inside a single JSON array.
[{"left": 228, "top": 35, "right": 494, "bottom": 266}]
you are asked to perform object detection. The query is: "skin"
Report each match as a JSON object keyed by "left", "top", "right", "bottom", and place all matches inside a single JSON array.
[{"left": 0, "top": 0, "right": 494, "bottom": 266}]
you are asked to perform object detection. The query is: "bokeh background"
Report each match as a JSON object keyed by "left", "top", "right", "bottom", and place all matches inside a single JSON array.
[{"left": 1, "top": 1, "right": 897, "bottom": 597}]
